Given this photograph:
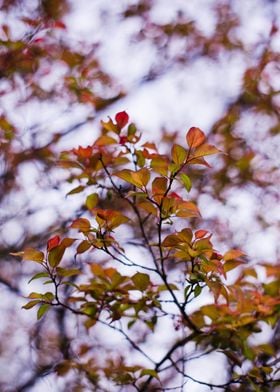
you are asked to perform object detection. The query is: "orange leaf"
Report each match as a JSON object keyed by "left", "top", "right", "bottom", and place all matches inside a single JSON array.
[
  {"left": 193, "top": 143, "right": 220, "bottom": 158},
  {"left": 186, "top": 127, "right": 206, "bottom": 148},
  {"left": 223, "top": 249, "right": 245, "bottom": 261},
  {"left": 175, "top": 201, "right": 200, "bottom": 218},
  {"left": 47, "top": 235, "right": 61, "bottom": 251},
  {"left": 94, "top": 135, "right": 117, "bottom": 146},
  {"left": 162, "top": 234, "right": 181, "bottom": 247},
  {"left": 152, "top": 177, "right": 167, "bottom": 202},
  {"left": 195, "top": 230, "right": 209, "bottom": 239},
  {"left": 70, "top": 218, "right": 91, "bottom": 232},
  {"left": 131, "top": 168, "right": 150, "bottom": 187}
]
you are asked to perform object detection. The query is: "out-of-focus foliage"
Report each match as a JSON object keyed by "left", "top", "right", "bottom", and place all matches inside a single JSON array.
[
  {"left": 17, "top": 113, "right": 280, "bottom": 391},
  {"left": 0, "top": 0, "right": 279, "bottom": 390}
]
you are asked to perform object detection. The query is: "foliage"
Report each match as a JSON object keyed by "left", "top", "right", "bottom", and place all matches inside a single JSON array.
[
  {"left": 0, "top": 0, "right": 279, "bottom": 391},
  {"left": 15, "top": 112, "right": 280, "bottom": 391}
]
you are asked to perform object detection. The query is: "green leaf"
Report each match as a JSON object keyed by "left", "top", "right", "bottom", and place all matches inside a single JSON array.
[
  {"left": 66, "top": 185, "right": 85, "bottom": 196},
  {"left": 140, "top": 369, "right": 159, "bottom": 380},
  {"left": 158, "top": 283, "right": 178, "bottom": 291},
  {"left": 85, "top": 193, "right": 98, "bottom": 209},
  {"left": 22, "top": 300, "right": 41, "bottom": 309},
  {"left": 180, "top": 173, "right": 192, "bottom": 192},
  {"left": 128, "top": 123, "right": 137, "bottom": 136},
  {"left": 28, "top": 272, "right": 49, "bottom": 284},
  {"left": 171, "top": 144, "right": 187, "bottom": 165},
  {"left": 132, "top": 272, "right": 150, "bottom": 290},
  {"left": 194, "top": 284, "right": 202, "bottom": 297},
  {"left": 48, "top": 244, "right": 65, "bottom": 268},
  {"left": 56, "top": 267, "right": 81, "bottom": 277},
  {"left": 37, "top": 303, "right": 50, "bottom": 320}
]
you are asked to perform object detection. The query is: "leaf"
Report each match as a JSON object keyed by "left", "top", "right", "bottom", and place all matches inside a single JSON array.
[
  {"left": 22, "top": 300, "right": 41, "bottom": 309},
  {"left": 194, "top": 284, "right": 202, "bottom": 297},
  {"left": 186, "top": 127, "right": 206, "bottom": 148},
  {"left": 161, "top": 234, "right": 181, "bottom": 247},
  {"left": 28, "top": 292, "right": 43, "bottom": 299},
  {"left": 37, "top": 303, "right": 50, "bottom": 320},
  {"left": 115, "top": 111, "right": 129, "bottom": 129},
  {"left": 47, "top": 235, "right": 61, "bottom": 252},
  {"left": 138, "top": 200, "right": 158, "bottom": 215},
  {"left": 158, "top": 283, "right": 178, "bottom": 291},
  {"left": 176, "top": 201, "right": 200, "bottom": 218},
  {"left": 140, "top": 369, "right": 159, "bottom": 380},
  {"left": 60, "top": 238, "right": 76, "bottom": 248},
  {"left": 66, "top": 185, "right": 85, "bottom": 196},
  {"left": 128, "top": 123, "right": 137, "bottom": 136},
  {"left": 85, "top": 193, "right": 98, "bottom": 210},
  {"left": 224, "top": 260, "right": 244, "bottom": 273},
  {"left": 180, "top": 173, "right": 192, "bottom": 192},
  {"left": 195, "top": 230, "right": 209, "bottom": 239},
  {"left": 132, "top": 272, "right": 150, "bottom": 290},
  {"left": 193, "top": 143, "right": 220, "bottom": 158},
  {"left": 72, "top": 145, "right": 92, "bottom": 159},
  {"left": 94, "top": 135, "right": 117, "bottom": 146},
  {"left": 114, "top": 169, "right": 137, "bottom": 186},
  {"left": 48, "top": 244, "right": 66, "bottom": 268},
  {"left": 109, "top": 213, "right": 130, "bottom": 230},
  {"left": 101, "top": 117, "right": 119, "bottom": 134},
  {"left": 23, "top": 248, "right": 44, "bottom": 263},
  {"left": 223, "top": 249, "right": 245, "bottom": 261},
  {"left": 76, "top": 240, "right": 91, "bottom": 254},
  {"left": 56, "top": 267, "right": 81, "bottom": 277},
  {"left": 115, "top": 168, "right": 150, "bottom": 188},
  {"left": 171, "top": 144, "right": 187, "bottom": 165},
  {"left": 152, "top": 177, "right": 167, "bottom": 195},
  {"left": 28, "top": 272, "right": 49, "bottom": 284},
  {"left": 201, "top": 304, "right": 219, "bottom": 320},
  {"left": 130, "top": 168, "right": 150, "bottom": 187},
  {"left": 70, "top": 218, "right": 91, "bottom": 232},
  {"left": 151, "top": 156, "right": 168, "bottom": 176}
]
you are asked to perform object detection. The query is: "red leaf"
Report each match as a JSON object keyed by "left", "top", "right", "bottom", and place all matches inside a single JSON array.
[
  {"left": 195, "top": 230, "right": 209, "bottom": 239},
  {"left": 119, "top": 135, "right": 128, "bottom": 145},
  {"left": 47, "top": 235, "right": 61, "bottom": 252},
  {"left": 115, "top": 111, "right": 129, "bottom": 129},
  {"left": 54, "top": 20, "right": 66, "bottom": 29},
  {"left": 72, "top": 145, "right": 92, "bottom": 159}
]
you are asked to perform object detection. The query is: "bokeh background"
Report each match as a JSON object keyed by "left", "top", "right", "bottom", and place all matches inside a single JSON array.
[{"left": 0, "top": 0, "right": 279, "bottom": 390}]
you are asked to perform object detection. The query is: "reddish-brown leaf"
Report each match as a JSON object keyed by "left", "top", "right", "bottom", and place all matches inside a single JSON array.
[{"left": 186, "top": 127, "right": 206, "bottom": 148}]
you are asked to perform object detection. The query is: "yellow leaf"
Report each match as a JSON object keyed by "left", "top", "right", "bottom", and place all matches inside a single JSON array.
[
  {"left": 223, "top": 249, "right": 245, "bottom": 261},
  {"left": 171, "top": 144, "right": 187, "bottom": 165},
  {"left": 131, "top": 168, "right": 150, "bottom": 187},
  {"left": 23, "top": 248, "right": 44, "bottom": 263},
  {"left": 193, "top": 143, "right": 220, "bottom": 158}
]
